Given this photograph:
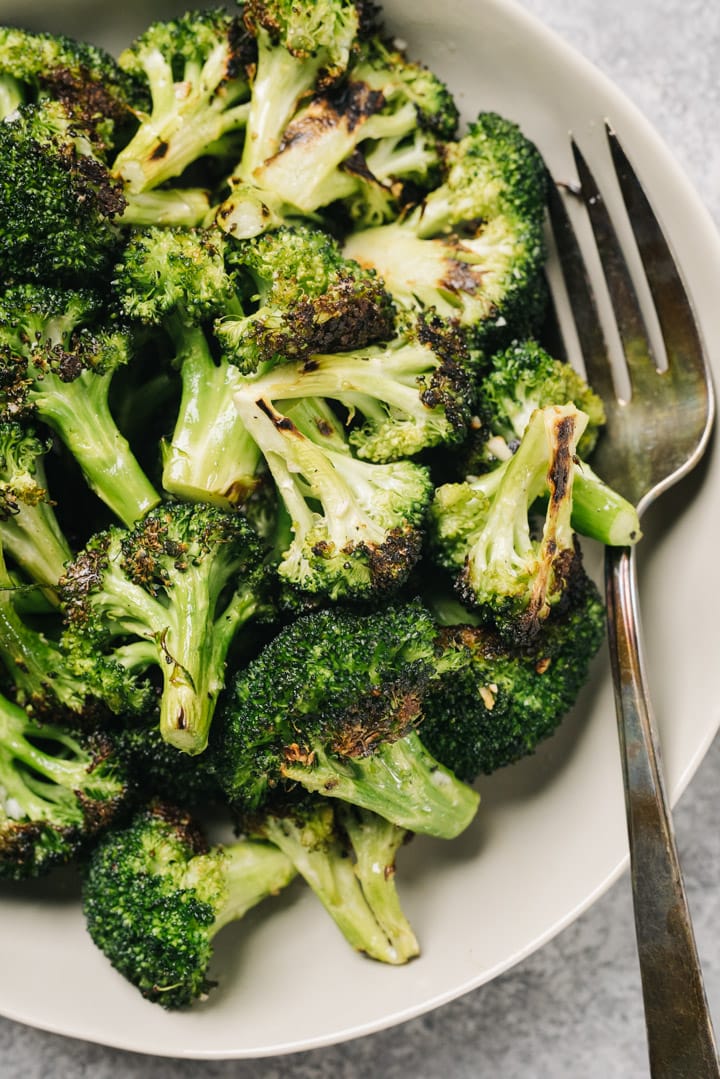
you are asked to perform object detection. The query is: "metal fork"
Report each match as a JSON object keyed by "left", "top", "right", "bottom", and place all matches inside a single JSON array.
[{"left": 546, "top": 123, "right": 718, "bottom": 1078}]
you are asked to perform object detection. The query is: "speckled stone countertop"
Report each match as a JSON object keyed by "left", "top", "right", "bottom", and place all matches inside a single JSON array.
[{"left": 0, "top": 1, "right": 718, "bottom": 1076}]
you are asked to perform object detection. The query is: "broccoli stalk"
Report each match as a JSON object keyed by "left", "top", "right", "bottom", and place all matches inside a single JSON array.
[
  {"left": 82, "top": 802, "right": 297, "bottom": 1008},
  {"left": 0, "top": 693, "right": 128, "bottom": 879},
  {"left": 0, "top": 421, "right": 72, "bottom": 593},
  {"left": 60, "top": 502, "right": 267, "bottom": 754},
  {"left": 232, "top": 389, "right": 432, "bottom": 599},
  {"left": 254, "top": 797, "right": 419, "bottom": 963},
  {"left": 213, "top": 601, "right": 480, "bottom": 838},
  {"left": 112, "top": 10, "right": 253, "bottom": 193}
]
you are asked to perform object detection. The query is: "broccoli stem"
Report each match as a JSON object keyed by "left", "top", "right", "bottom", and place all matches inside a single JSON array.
[
  {"left": 260, "top": 809, "right": 412, "bottom": 964},
  {"left": 337, "top": 804, "right": 419, "bottom": 962},
  {"left": 162, "top": 325, "right": 262, "bottom": 506},
  {"left": 120, "top": 188, "right": 213, "bottom": 227},
  {"left": 208, "top": 840, "right": 297, "bottom": 936},
  {"left": 32, "top": 374, "right": 159, "bottom": 527},
  {"left": 0, "top": 498, "right": 72, "bottom": 595},
  {"left": 571, "top": 464, "right": 642, "bottom": 546},
  {"left": 283, "top": 730, "right": 479, "bottom": 839}
]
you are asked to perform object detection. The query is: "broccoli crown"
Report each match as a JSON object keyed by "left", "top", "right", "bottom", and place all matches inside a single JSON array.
[
  {"left": 0, "top": 100, "right": 126, "bottom": 284},
  {"left": 422, "top": 573, "right": 606, "bottom": 780},
  {"left": 243, "top": 0, "right": 364, "bottom": 77},
  {"left": 0, "top": 25, "right": 140, "bottom": 128},
  {"left": 0, "top": 695, "right": 128, "bottom": 879},
  {"left": 343, "top": 111, "right": 548, "bottom": 348},
  {"left": 431, "top": 404, "right": 588, "bottom": 645},
  {"left": 118, "top": 720, "right": 223, "bottom": 809},
  {"left": 216, "top": 223, "right": 396, "bottom": 370},
  {"left": 114, "top": 9, "right": 254, "bottom": 193},
  {"left": 60, "top": 501, "right": 266, "bottom": 753},
  {"left": 479, "top": 339, "right": 606, "bottom": 457},
  {"left": 82, "top": 801, "right": 296, "bottom": 1008},
  {"left": 233, "top": 390, "right": 432, "bottom": 599}
]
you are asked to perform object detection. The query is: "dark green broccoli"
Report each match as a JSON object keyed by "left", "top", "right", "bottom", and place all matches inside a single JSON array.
[
  {"left": 113, "top": 9, "right": 254, "bottom": 193},
  {"left": 0, "top": 25, "right": 139, "bottom": 126},
  {"left": 241, "top": 318, "right": 472, "bottom": 461},
  {"left": 0, "top": 421, "right": 72, "bottom": 594},
  {"left": 344, "top": 112, "right": 548, "bottom": 352},
  {"left": 60, "top": 501, "right": 268, "bottom": 754},
  {"left": 217, "top": 22, "right": 456, "bottom": 236},
  {"left": 82, "top": 802, "right": 297, "bottom": 1008},
  {"left": 118, "top": 720, "right": 223, "bottom": 810},
  {"left": 0, "top": 692, "right": 129, "bottom": 880},
  {"left": 212, "top": 600, "right": 479, "bottom": 837},
  {"left": 421, "top": 571, "right": 606, "bottom": 779},
  {"left": 0, "top": 100, "right": 211, "bottom": 287},
  {"left": 250, "top": 793, "right": 419, "bottom": 963},
  {"left": 472, "top": 340, "right": 642, "bottom": 547},
  {"left": 214, "top": 223, "right": 396, "bottom": 371},
  {"left": 232, "top": 389, "right": 433, "bottom": 599},
  {"left": 0, "top": 284, "right": 160, "bottom": 527},
  {"left": 430, "top": 403, "right": 587, "bottom": 645}
]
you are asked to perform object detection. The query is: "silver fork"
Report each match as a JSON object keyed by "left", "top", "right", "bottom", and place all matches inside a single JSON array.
[{"left": 546, "top": 124, "right": 718, "bottom": 1078}]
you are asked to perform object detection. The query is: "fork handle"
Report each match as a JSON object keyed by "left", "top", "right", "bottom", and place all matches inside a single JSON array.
[{"left": 605, "top": 545, "right": 720, "bottom": 1078}]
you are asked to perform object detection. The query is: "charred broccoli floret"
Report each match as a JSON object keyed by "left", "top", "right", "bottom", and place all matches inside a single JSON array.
[
  {"left": 60, "top": 501, "right": 267, "bottom": 754},
  {"left": 0, "top": 692, "right": 128, "bottom": 879},
  {"left": 82, "top": 802, "right": 296, "bottom": 1008},
  {"left": 0, "top": 283, "right": 160, "bottom": 526},
  {"left": 344, "top": 111, "right": 548, "bottom": 353},
  {"left": 212, "top": 600, "right": 479, "bottom": 837}
]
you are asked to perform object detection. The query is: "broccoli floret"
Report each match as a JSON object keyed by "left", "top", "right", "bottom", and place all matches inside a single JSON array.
[
  {"left": 0, "top": 421, "right": 72, "bottom": 594},
  {"left": 0, "top": 283, "right": 160, "bottom": 527},
  {"left": 421, "top": 572, "right": 606, "bottom": 779},
  {"left": 215, "top": 223, "right": 396, "bottom": 371},
  {"left": 250, "top": 793, "right": 419, "bottom": 963},
  {"left": 241, "top": 320, "right": 472, "bottom": 461},
  {"left": 82, "top": 802, "right": 296, "bottom": 1008},
  {"left": 0, "top": 25, "right": 139, "bottom": 128},
  {"left": 474, "top": 340, "right": 642, "bottom": 546},
  {"left": 212, "top": 601, "right": 479, "bottom": 837},
  {"left": 0, "top": 693, "right": 128, "bottom": 879},
  {"left": 232, "top": 389, "right": 433, "bottom": 599},
  {"left": 118, "top": 720, "right": 223, "bottom": 809},
  {"left": 344, "top": 112, "right": 548, "bottom": 352},
  {"left": 113, "top": 9, "right": 254, "bottom": 193},
  {"left": 60, "top": 501, "right": 268, "bottom": 754},
  {"left": 112, "top": 226, "right": 262, "bottom": 507},
  {"left": 430, "top": 404, "right": 587, "bottom": 644},
  {"left": 218, "top": 25, "right": 456, "bottom": 236}
]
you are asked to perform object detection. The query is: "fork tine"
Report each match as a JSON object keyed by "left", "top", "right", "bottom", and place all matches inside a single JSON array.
[
  {"left": 544, "top": 174, "right": 615, "bottom": 402},
  {"left": 571, "top": 137, "right": 658, "bottom": 376}
]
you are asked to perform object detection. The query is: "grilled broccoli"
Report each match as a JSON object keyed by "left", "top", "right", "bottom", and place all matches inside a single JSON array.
[
  {"left": 0, "top": 100, "right": 210, "bottom": 287},
  {"left": 250, "top": 793, "right": 419, "bottom": 963},
  {"left": 212, "top": 600, "right": 479, "bottom": 837},
  {"left": 430, "top": 403, "right": 587, "bottom": 645},
  {"left": 0, "top": 283, "right": 160, "bottom": 527},
  {"left": 421, "top": 571, "right": 605, "bottom": 779},
  {"left": 0, "top": 691, "right": 128, "bottom": 880},
  {"left": 344, "top": 111, "right": 548, "bottom": 353},
  {"left": 473, "top": 340, "right": 642, "bottom": 546},
  {"left": 113, "top": 9, "right": 254, "bottom": 194},
  {"left": 82, "top": 802, "right": 297, "bottom": 1008},
  {"left": 60, "top": 501, "right": 268, "bottom": 754},
  {"left": 215, "top": 223, "right": 396, "bottom": 371},
  {"left": 232, "top": 389, "right": 432, "bottom": 599},
  {"left": 0, "top": 421, "right": 72, "bottom": 594},
  {"left": 0, "top": 25, "right": 139, "bottom": 125}
]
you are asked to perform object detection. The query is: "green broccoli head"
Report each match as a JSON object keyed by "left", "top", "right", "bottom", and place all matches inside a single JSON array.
[
  {"left": 421, "top": 571, "right": 606, "bottom": 779},
  {"left": 0, "top": 694, "right": 129, "bottom": 880},
  {"left": 60, "top": 501, "right": 268, "bottom": 754},
  {"left": 82, "top": 802, "right": 296, "bottom": 1008},
  {"left": 212, "top": 600, "right": 479, "bottom": 837},
  {"left": 215, "top": 223, "right": 396, "bottom": 370}
]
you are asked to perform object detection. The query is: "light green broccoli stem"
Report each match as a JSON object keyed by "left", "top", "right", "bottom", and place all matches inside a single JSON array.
[
  {"left": 0, "top": 74, "right": 23, "bottom": 119},
  {"left": 283, "top": 730, "right": 480, "bottom": 839},
  {"left": 0, "top": 499, "right": 71, "bottom": 595},
  {"left": 204, "top": 841, "right": 297, "bottom": 936},
  {"left": 113, "top": 45, "right": 250, "bottom": 192},
  {"left": 162, "top": 325, "right": 262, "bottom": 506},
  {"left": 121, "top": 188, "right": 212, "bottom": 227},
  {"left": 32, "top": 374, "right": 159, "bottom": 527},
  {"left": 572, "top": 463, "right": 642, "bottom": 546}
]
